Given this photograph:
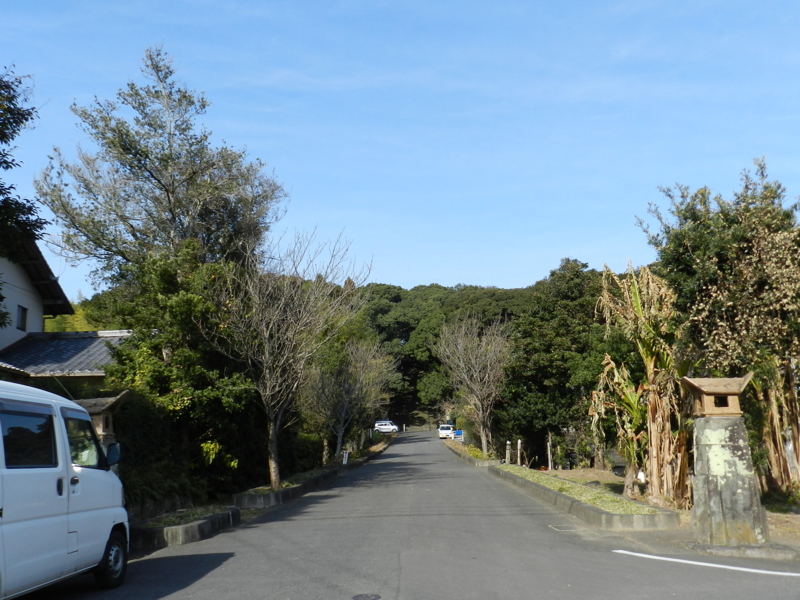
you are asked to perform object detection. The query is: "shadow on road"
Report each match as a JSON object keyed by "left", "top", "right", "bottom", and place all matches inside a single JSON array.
[{"left": 25, "top": 553, "right": 235, "bottom": 600}]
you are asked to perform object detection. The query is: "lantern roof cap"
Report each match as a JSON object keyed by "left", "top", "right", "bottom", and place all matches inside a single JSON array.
[{"left": 681, "top": 372, "right": 753, "bottom": 395}]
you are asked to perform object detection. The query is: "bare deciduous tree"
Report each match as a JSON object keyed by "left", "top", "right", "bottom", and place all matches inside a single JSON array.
[
  {"left": 206, "top": 232, "right": 367, "bottom": 489},
  {"left": 434, "top": 316, "right": 511, "bottom": 458},
  {"left": 301, "top": 338, "right": 395, "bottom": 463}
]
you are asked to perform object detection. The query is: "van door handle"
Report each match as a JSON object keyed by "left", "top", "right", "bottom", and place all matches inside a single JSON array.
[
  {"left": 70, "top": 476, "right": 80, "bottom": 485},
  {"left": 57, "top": 478, "right": 64, "bottom": 496}
]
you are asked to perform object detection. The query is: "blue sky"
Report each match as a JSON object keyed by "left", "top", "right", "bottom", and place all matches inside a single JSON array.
[{"left": 6, "top": 1, "right": 800, "bottom": 300}]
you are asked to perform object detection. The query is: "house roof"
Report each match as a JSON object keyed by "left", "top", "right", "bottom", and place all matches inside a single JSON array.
[
  {"left": 0, "top": 330, "right": 131, "bottom": 377},
  {"left": 17, "top": 239, "right": 74, "bottom": 316}
]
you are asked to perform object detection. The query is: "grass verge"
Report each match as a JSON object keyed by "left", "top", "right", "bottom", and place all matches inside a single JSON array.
[
  {"left": 443, "top": 439, "right": 498, "bottom": 460},
  {"left": 498, "top": 465, "right": 659, "bottom": 515}
]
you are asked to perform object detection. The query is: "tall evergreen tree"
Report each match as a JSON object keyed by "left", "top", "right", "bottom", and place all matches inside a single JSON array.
[{"left": 36, "top": 47, "right": 284, "bottom": 281}]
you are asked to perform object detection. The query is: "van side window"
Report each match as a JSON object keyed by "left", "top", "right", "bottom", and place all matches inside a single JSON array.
[
  {"left": 1, "top": 411, "right": 58, "bottom": 468},
  {"left": 65, "top": 417, "right": 102, "bottom": 468}
]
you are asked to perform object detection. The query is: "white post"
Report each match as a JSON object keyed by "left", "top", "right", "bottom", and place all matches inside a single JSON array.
[
  {"left": 547, "top": 432, "right": 553, "bottom": 471},
  {"left": 505, "top": 440, "right": 511, "bottom": 464},
  {"left": 517, "top": 439, "right": 522, "bottom": 466}
]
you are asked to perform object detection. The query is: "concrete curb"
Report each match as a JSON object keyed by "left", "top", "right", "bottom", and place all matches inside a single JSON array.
[
  {"left": 488, "top": 466, "right": 681, "bottom": 531},
  {"left": 443, "top": 441, "right": 502, "bottom": 467},
  {"left": 689, "top": 542, "right": 798, "bottom": 561},
  {"left": 130, "top": 506, "right": 241, "bottom": 552}
]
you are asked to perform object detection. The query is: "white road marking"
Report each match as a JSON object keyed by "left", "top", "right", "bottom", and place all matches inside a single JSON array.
[{"left": 613, "top": 550, "right": 800, "bottom": 577}]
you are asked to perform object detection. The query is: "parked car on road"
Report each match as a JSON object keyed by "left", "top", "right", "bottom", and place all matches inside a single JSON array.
[
  {"left": 374, "top": 420, "right": 399, "bottom": 433},
  {"left": 0, "top": 380, "right": 129, "bottom": 599},
  {"left": 438, "top": 424, "right": 455, "bottom": 439}
]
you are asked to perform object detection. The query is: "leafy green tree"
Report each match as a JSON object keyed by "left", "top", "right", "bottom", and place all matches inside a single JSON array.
[
  {"left": 32, "top": 47, "right": 292, "bottom": 501},
  {"left": 96, "top": 242, "right": 268, "bottom": 497},
  {"left": 359, "top": 282, "right": 538, "bottom": 425},
  {"left": 1, "top": 66, "right": 47, "bottom": 326},
  {"left": 497, "top": 259, "right": 610, "bottom": 466},
  {"left": 36, "top": 47, "right": 284, "bottom": 280},
  {"left": 359, "top": 283, "right": 447, "bottom": 422},
  {"left": 643, "top": 160, "right": 799, "bottom": 368},
  {"left": 644, "top": 160, "right": 800, "bottom": 493}
]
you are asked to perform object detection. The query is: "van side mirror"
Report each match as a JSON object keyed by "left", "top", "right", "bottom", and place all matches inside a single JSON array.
[{"left": 106, "top": 443, "right": 121, "bottom": 467}]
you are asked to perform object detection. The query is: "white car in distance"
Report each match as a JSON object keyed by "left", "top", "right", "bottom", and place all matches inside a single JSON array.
[
  {"left": 374, "top": 420, "right": 399, "bottom": 433},
  {"left": 438, "top": 424, "right": 455, "bottom": 439}
]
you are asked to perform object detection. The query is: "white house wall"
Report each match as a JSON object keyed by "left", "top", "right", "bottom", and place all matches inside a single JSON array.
[{"left": 0, "top": 257, "right": 44, "bottom": 350}]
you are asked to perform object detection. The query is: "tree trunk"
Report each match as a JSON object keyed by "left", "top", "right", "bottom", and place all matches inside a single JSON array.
[
  {"left": 322, "top": 438, "right": 330, "bottom": 466},
  {"left": 335, "top": 429, "right": 344, "bottom": 463},
  {"left": 784, "top": 358, "right": 800, "bottom": 483},
  {"left": 672, "top": 425, "right": 692, "bottom": 509},
  {"left": 268, "top": 421, "right": 281, "bottom": 490},
  {"left": 764, "top": 388, "right": 792, "bottom": 492},
  {"left": 593, "top": 438, "right": 605, "bottom": 470},
  {"left": 623, "top": 465, "right": 642, "bottom": 500},
  {"left": 479, "top": 428, "right": 489, "bottom": 459}
]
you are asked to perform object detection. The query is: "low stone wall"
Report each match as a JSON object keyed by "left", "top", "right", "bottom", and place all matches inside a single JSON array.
[
  {"left": 233, "top": 468, "right": 344, "bottom": 508},
  {"left": 488, "top": 466, "right": 680, "bottom": 531},
  {"left": 130, "top": 507, "right": 241, "bottom": 552}
]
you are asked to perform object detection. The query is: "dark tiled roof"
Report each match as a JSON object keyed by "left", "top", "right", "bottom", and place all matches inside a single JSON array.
[{"left": 0, "top": 331, "right": 131, "bottom": 377}]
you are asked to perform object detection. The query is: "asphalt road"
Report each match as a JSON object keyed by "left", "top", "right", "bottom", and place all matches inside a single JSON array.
[{"left": 32, "top": 432, "right": 800, "bottom": 600}]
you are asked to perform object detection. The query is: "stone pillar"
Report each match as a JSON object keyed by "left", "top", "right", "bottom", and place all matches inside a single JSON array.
[{"left": 692, "top": 417, "right": 769, "bottom": 546}]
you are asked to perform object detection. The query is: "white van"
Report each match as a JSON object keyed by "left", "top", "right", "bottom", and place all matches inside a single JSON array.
[{"left": 0, "top": 380, "right": 129, "bottom": 598}]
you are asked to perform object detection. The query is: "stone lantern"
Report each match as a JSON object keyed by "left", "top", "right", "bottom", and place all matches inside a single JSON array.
[
  {"left": 74, "top": 390, "right": 129, "bottom": 451},
  {"left": 681, "top": 372, "right": 770, "bottom": 549},
  {"left": 682, "top": 372, "right": 751, "bottom": 418}
]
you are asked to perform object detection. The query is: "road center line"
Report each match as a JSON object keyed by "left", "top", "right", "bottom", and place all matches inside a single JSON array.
[{"left": 613, "top": 550, "right": 800, "bottom": 577}]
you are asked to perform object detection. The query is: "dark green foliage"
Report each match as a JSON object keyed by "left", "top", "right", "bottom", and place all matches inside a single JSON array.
[
  {"left": 280, "top": 430, "right": 324, "bottom": 476},
  {"left": 0, "top": 66, "right": 47, "bottom": 327},
  {"left": 359, "top": 281, "right": 538, "bottom": 424},
  {"left": 90, "top": 242, "right": 273, "bottom": 499},
  {"left": 496, "top": 259, "right": 633, "bottom": 465},
  {"left": 112, "top": 393, "right": 207, "bottom": 507},
  {"left": 643, "top": 160, "right": 800, "bottom": 371}
]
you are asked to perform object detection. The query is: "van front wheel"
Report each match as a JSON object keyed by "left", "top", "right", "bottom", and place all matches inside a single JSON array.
[{"left": 94, "top": 531, "right": 127, "bottom": 589}]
